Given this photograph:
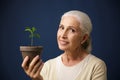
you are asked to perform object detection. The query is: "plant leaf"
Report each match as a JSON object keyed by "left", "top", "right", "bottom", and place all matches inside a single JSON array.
[
  {"left": 33, "top": 33, "right": 40, "bottom": 38},
  {"left": 25, "top": 28, "right": 33, "bottom": 34},
  {"left": 32, "top": 27, "right": 36, "bottom": 32},
  {"left": 29, "top": 34, "right": 33, "bottom": 38}
]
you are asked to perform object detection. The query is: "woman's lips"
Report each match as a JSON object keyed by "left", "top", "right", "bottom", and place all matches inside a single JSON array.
[{"left": 59, "top": 40, "right": 69, "bottom": 45}]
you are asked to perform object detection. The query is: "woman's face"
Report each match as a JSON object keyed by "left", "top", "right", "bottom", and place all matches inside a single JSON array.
[{"left": 57, "top": 16, "right": 83, "bottom": 51}]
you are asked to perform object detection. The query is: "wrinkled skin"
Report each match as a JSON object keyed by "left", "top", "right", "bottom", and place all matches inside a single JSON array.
[{"left": 21, "top": 55, "right": 44, "bottom": 80}]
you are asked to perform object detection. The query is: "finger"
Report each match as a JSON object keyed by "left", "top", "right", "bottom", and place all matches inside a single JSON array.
[
  {"left": 36, "top": 62, "right": 44, "bottom": 74},
  {"left": 29, "top": 59, "right": 42, "bottom": 78},
  {"left": 21, "top": 56, "right": 29, "bottom": 70},
  {"left": 28, "top": 55, "right": 40, "bottom": 73},
  {"left": 33, "top": 59, "right": 43, "bottom": 73},
  {"left": 32, "top": 61, "right": 41, "bottom": 74},
  {"left": 32, "top": 62, "right": 44, "bottom": 79}
]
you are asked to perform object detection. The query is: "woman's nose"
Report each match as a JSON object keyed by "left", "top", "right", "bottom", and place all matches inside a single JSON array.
[{"left": 61, "top": 30, "right": 67, "bottom": 38}]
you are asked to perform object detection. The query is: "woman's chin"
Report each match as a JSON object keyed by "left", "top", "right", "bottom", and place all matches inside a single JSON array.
[{"left": 58, "top": 46, "right": 68, "bottom": 51}]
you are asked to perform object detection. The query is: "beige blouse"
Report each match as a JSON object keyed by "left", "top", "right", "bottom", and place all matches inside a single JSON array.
[{"left": 40, "top": 54, "right": 107, "bottom": 80}]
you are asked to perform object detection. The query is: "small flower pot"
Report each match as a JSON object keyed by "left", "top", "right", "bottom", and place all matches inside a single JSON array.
[{"left": 20, "top": 46, "right": 43, "bottom": 65}]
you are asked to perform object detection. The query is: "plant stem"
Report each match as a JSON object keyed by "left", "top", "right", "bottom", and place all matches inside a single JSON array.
[
  {"left": 31, "top": 33, "right": 33, "bottom": 46},
  {"left": 31, "top": 37, "right": 33, "bottom": 46}
]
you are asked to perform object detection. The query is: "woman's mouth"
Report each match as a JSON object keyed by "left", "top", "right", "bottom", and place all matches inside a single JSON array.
[{"left": 59, "top": 40, "right": 69, "bottom": 45}]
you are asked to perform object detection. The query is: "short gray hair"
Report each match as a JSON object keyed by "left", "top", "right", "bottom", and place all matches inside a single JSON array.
[{"left": 61, "top": 10, "right": 92, "bottom": 53}]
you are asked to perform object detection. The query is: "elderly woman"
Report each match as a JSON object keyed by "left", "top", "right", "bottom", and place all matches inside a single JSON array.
[{"left": 22, "top": 10, "right": 107, "bottom": 80}]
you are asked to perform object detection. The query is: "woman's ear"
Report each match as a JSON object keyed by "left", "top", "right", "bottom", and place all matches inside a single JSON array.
[{"left": 81, "top": 34, "right": 89, "bottom": 44}]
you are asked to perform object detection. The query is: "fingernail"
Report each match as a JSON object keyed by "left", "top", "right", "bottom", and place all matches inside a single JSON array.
[
  {"left": 36, "top": 55, "right": 40, "bottom": 58},
  {"left": 25, "top": 56, "right": 29, "bottom": 59}
]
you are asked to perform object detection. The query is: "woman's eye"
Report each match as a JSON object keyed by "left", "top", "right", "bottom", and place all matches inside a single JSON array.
[
  {"left": 70, "top": 28, "right": 76, "bottom": 33},
  {"left": 59, "top": 26, "right": 64, "bottom": 30}
]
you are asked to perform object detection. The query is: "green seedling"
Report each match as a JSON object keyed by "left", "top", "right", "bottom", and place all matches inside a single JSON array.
[{"left": 25, "top": 26, "right": 40, "bottom": 46}]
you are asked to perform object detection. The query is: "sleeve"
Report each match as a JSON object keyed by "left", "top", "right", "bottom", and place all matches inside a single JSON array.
[
  {"left": 40, "top": 61, "right": 49, "bottom": 80},
  {"left": 91, "top": 60, "right": 107, "bottom": 80},
  {"left": 40, "top": 59, "right": 56, "bottom": 80}
]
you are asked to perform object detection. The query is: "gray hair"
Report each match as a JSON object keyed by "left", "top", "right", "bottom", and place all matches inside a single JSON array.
[{"left": 61, "top": 10, "right": 92, "bottom": 53}]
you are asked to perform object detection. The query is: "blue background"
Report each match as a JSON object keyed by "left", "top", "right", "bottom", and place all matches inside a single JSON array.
[{"left": 0, "top": 0, "right": 120, "bottom": 80}]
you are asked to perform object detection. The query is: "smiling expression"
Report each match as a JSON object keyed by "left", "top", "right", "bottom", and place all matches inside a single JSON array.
[{"left": 57, "top": 16, "right": 84, "bottom": 51}]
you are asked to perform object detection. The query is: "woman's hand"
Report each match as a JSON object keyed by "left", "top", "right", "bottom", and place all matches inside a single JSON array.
[{"left": 21, "top": 55, "right": 44, "bottom": 80}]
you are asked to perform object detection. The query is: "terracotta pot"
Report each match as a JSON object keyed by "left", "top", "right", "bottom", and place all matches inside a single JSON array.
[{"left": 20, "top": 46, "right": 43, "bottom": 65}]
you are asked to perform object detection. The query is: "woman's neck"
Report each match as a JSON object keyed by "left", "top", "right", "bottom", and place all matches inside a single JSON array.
[{"left": 61, "top": 49, "right": 88, "bottom": 66}]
